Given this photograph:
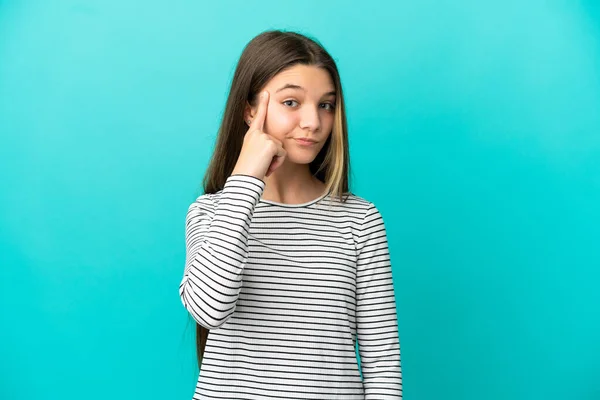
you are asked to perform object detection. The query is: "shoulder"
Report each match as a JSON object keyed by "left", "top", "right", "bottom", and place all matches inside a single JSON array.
[
  {"left": 340, "top": 193, "right": 389, "bottom": 255},
  {"left": 190, "top": 192, "right": 217, "bottom": 208},
  {"left": 186, "top": 193, "right": 217, "bottom": 223},
  {"left": 338, "top": 192, "right": 382, "bottom": 220},
  {"left": 335, "top": 193, "right": 388, "bottom": 241}
]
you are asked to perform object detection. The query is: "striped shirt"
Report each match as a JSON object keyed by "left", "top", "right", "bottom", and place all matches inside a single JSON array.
[{"left": 179, "top": 174, "right": 402, "bottom": 399}]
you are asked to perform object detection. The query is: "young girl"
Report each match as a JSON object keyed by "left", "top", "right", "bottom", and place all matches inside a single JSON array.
[{"left": 179, "top": 29, "right": 402, "bottom": 399}]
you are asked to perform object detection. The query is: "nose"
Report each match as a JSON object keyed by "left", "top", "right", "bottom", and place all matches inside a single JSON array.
[{"left": 298, "top": 104, "right": 321, "bottom": 133}]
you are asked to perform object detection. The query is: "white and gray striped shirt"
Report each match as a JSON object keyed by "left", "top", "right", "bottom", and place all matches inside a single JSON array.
[{"left": 180, "top": 174, "right": 402, "bottom": 399}]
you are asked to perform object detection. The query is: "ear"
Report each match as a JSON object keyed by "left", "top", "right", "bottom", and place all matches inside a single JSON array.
[{"left": 243, "top": 101, "right": 254, "bottom": 124}]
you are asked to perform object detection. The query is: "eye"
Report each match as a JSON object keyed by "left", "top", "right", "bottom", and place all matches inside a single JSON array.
[
  {"left": 321, "top": 102, "right": 335, "bottom": 111},
  {"left": 282, "top": 100, "right": 335, "bottom": 111},
  {"left": 283, "top": 100, "right": 299, "bottom": 107}
]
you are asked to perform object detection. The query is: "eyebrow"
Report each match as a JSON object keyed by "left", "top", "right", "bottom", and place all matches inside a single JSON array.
[{"left": 275, "top": 84, "right": 336, "bottom": 97}]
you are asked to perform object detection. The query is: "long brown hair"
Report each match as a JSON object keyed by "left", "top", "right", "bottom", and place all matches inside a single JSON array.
[{"left": 193, "top": 29, "right": 353, "bottom": 368}]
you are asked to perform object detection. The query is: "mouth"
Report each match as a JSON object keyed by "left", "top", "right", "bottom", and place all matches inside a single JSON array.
[{"left": 294, "top": 138, "right": 318, "bottom": 146}]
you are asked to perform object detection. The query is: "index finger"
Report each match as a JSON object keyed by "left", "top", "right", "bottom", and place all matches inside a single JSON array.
[{"left": 250, "top": 90, "right": 269, "bottom": 132}]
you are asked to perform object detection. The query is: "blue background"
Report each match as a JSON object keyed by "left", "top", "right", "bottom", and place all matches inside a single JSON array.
[{"left": 1, "top": 1, "right": 599, "bottom": 399}]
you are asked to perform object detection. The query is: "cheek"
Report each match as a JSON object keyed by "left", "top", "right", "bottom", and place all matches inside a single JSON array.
[
  {"left": 265, "top": 105, "right": 297, "bottom": 134},
  {"left": 324, "top": 113, "right": 335, "bottom": 130}
]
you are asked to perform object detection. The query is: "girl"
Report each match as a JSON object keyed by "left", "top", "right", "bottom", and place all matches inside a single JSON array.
[{"left": 179, "top": 29, "right": 402, "bottom": 399}]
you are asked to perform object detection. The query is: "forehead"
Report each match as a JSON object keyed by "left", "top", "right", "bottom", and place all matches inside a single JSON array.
[{"left": 265, "top": 64, "right": 335, "bottom": 96}]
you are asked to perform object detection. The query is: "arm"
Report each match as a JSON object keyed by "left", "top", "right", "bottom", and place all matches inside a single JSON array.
[
  {"left": 179, "top": 174, "right": 265, "bottom": 329},
  {"left": 356, "top": 203, "right": 403, "bottom": 399}
]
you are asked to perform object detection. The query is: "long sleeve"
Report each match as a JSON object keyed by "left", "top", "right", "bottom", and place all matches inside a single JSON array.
[
  {"left": 356, "top": 203, "right": 403, "bottom": 399},
  {"left": 179, "top": 174, "right": 265, "bottom": 329}
]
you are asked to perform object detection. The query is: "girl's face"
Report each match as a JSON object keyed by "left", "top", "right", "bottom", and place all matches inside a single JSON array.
[{"left": 245, "top": 64, "right": 336, "bottom": 164}]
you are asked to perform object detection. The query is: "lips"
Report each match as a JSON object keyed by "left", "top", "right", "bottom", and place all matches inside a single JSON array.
[
  {"left": 294, "top": 139, "right": 317, "bottom": 146},
  {"left": 294, "top": 138, "right": 317, "bottom": 143}
]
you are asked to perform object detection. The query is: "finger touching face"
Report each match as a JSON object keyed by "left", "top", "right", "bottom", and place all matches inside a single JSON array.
[{"left": 249, "top": 90, "right": 269, "bottom": 132}]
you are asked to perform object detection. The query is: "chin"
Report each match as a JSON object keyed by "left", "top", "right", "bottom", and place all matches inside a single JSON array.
[{"left": 286, "top": 152, "right": 319, "bottom": 165}]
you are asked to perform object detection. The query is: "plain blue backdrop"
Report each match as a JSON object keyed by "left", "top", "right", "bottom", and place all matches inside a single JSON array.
[{"left": 1, "top": 1, "right": 599, "bottom": 399}]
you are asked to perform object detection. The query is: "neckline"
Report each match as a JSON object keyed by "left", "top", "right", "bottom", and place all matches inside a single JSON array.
[{"left": 258, "top": 191, "right": 329, "bottom": 208}]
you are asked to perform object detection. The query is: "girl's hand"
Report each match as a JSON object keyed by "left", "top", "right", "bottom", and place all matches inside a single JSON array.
[{"left": 231, "top": 90, "right": 287, "bottom": 180}]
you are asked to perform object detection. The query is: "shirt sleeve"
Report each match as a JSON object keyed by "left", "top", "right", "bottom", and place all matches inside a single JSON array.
[
  {"left": 356, "top": 202, "right": 403, "bottom": 399},
  {"left": 179, "top": 174, "right": 265, "bottom": 329}
]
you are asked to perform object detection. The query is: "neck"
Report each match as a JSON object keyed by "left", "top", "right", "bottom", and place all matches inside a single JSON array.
[{"left": 261, "top": 161, "right": 324, "bottom": 204}]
